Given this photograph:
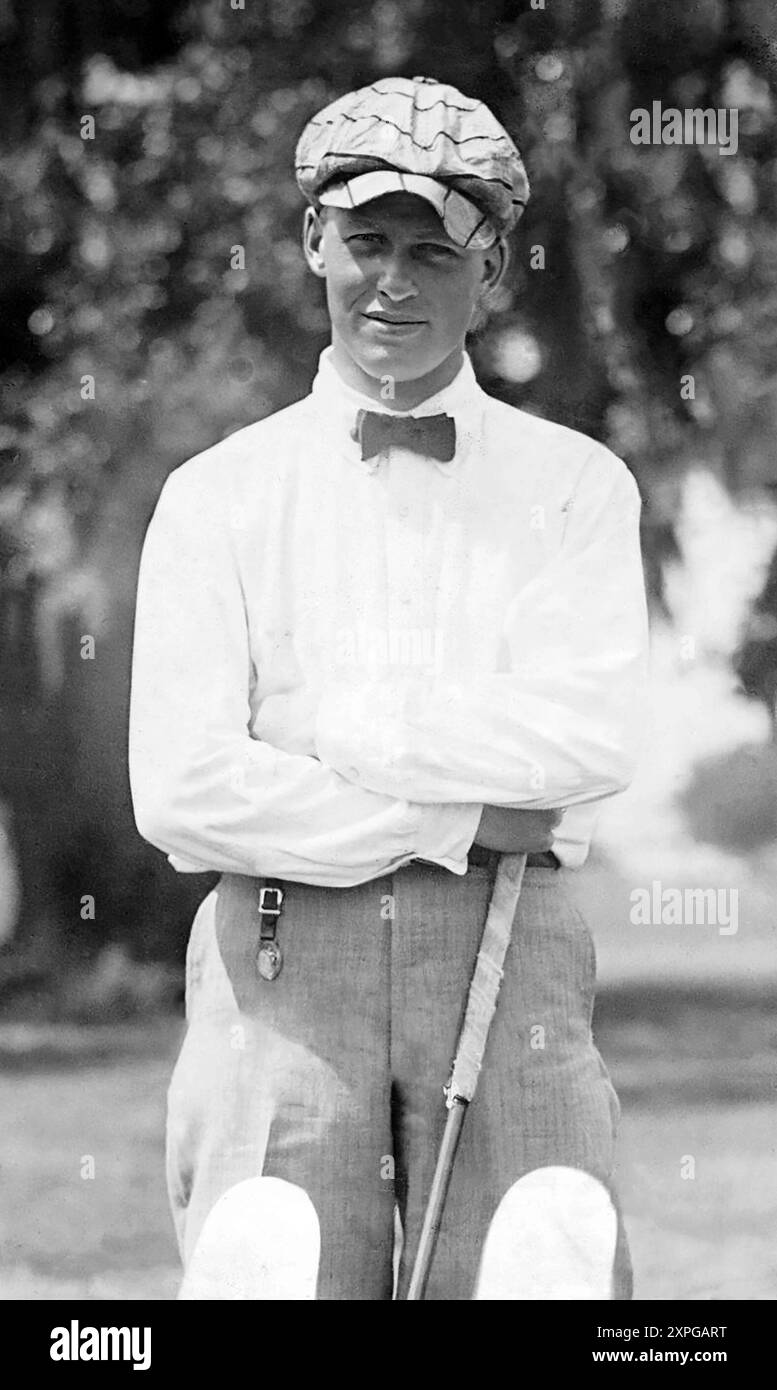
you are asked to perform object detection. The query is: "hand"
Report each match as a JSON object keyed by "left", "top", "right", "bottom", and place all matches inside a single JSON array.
[
  {"left": 253, "top": 684, "right": 321, "bottom": 757},
  {"left": 473, "top": 805, "right": 564, "bottom": 854}
]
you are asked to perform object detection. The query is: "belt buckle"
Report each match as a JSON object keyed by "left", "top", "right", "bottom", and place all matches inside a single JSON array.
[{"left": 258, "top": 885, "right": 284, "bottom": 916}]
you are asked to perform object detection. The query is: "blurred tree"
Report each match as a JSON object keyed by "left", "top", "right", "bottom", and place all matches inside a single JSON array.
[
  {"left": 0, "top": 0, "right": 775, "bottom": 976},
  {"left": 734, "top": 547, "right": 777, "bottom": 738}
]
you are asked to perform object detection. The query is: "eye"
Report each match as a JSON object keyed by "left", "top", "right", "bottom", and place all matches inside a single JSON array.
[
  {"left": 346, "top": 232, "right": 383, "bottom": 246},
  {"left": 417, "top": 243, "right": 459, "bottom": 260}
]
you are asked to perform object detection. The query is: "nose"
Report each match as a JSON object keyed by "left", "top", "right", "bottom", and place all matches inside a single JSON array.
[{"left": 376, "top": 252, "right": 418, "bottom": 303}]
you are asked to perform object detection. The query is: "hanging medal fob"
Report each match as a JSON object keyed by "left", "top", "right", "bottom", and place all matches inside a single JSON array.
[{"left": 256, "top": 881, "right": 285, "bottom": 981}]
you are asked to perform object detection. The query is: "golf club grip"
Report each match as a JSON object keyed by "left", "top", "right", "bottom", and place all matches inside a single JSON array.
[
  {"left": 446, "top": 851, "right": 528, "bottom": 1105},
  {"left": 406, "top": 1100, "right": 467, "bottom": 1301}
]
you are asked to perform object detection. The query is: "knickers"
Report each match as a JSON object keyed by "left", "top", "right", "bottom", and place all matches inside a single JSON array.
[{"left": 166, "top": 860, "right": 632, "bottom": 1300}]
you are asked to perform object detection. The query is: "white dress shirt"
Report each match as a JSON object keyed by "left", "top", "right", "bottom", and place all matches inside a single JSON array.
[{"left": 129, "top": 347, "right": 649, "bottom": 886}]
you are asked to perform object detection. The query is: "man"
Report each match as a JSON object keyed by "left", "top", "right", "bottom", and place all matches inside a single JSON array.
[{"left": 129, "top": 75, "right": 648, "bottom": 1300}]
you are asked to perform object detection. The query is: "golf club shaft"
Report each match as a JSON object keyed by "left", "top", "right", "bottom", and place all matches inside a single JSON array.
[
  {"left": 406, "top": 851, "right": 528, "bottom": 1299},
  {"left": 406, "top": 1100, "right": 467, "bottom": 1301}
]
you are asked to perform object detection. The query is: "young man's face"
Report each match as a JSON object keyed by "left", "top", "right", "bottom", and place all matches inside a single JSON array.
[{"left": 303, "top": 192, "right": 504, "bottom": 392}]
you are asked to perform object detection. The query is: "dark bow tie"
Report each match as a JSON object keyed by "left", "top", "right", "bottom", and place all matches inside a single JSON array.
[{"left": 352, "top": 409, "right": 456, "bottom": 464}]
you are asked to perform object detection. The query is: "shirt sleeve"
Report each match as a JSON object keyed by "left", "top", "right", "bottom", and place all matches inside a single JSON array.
[
  {"left": 128, "top": 467, "right": 482, "bottom": 886},
  {"left": 314, "top": 448, "right": 649, "bottom": 809}
]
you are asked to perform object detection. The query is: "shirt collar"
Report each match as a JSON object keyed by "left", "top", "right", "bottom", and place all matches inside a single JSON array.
[{"left": 309, "top": 344, "right": 486, "bottom": 475}]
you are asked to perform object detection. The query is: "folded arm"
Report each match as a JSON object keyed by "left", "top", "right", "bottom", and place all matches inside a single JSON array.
[
  {"left": 128, "top": 468, "right": 480, "bottom": 886},
  {"left": 315, "top": 449, "right": 649, "bottom": 808}
]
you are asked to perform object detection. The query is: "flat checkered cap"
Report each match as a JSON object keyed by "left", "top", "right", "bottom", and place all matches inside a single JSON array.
[{"left": 295, "top": 75, "right": 530, "bottom": 248}]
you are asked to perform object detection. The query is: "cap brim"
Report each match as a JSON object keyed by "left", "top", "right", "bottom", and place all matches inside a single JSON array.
[{"left": 318, "top": 169, "right": 497, "bottom": 249}]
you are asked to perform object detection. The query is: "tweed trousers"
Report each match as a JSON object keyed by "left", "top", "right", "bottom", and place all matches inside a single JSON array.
[{"left": 166, "top": 858, "right": 632, "bottom": 1300}]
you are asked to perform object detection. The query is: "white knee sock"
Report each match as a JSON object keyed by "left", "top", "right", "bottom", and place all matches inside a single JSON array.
[
  {"left": 179, "top": 1177, "right": 320, "bottom": 1300},
  {"left": 474, "top": 1166, "right": 618, "bottom": 1300}
]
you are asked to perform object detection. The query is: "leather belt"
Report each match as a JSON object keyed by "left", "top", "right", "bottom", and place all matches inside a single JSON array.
[{"left": 467, "top": 844, "right": 560, "bottom": 870}]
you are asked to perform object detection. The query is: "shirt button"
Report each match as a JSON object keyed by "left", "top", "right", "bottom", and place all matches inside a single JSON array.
[
  {"left": 344, "top": 766, "right": 360, "bottom": 781},
  {"left": 398, "top": 504, "right": 410, "bottom": 518}
]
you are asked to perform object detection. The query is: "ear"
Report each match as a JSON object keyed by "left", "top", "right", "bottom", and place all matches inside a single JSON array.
[
  {"left": 303, "top": 206, "right": 327, "bottom": 279},
  {"left": 480, "top": 237, "right": 509, "bottom": 296},
  {"left": 468, "top": 239, "right": 509, "bottom": 335}
]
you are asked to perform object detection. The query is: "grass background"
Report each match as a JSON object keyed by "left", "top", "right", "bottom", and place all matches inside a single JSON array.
[{"left": 1, "top": 1007, "right": 773, "bottom": 1301}]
